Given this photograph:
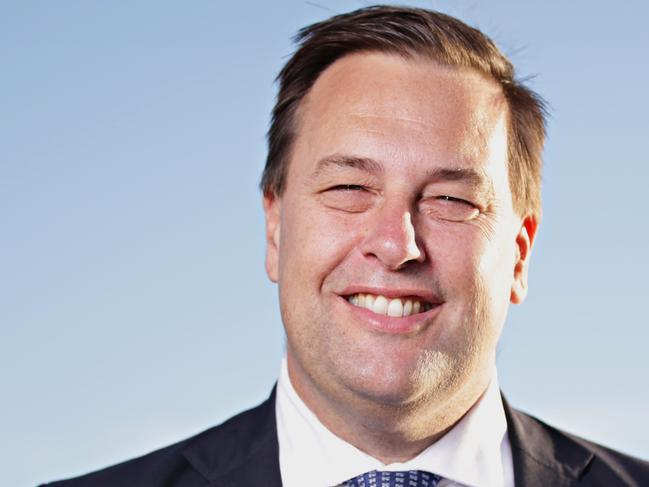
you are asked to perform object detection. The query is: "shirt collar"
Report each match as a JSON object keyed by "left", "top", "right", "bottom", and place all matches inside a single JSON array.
[{"left": 276, "top": 355, "right": 512, "bottom": 487}]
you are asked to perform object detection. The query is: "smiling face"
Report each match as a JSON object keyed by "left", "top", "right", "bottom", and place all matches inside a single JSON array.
[{"left": 264, "top": 52, "right": 535, "bottom": 421}]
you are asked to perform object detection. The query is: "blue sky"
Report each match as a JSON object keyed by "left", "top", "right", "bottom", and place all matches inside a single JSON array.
[{"left": 2, "top": 1, "right": 648, "bottom": 485}]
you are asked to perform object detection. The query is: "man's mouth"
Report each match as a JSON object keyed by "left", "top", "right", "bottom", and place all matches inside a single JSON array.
[{"left": 346, "top": 293, "right": 434, "bottom": 318}]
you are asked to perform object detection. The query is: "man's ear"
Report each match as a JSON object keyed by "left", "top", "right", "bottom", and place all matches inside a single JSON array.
[
  {"left": 263, "top": 191, "right": 281, "bottom": 283},
  {"left": 510, "top": 215, "right": 539, "bottom": 304}
]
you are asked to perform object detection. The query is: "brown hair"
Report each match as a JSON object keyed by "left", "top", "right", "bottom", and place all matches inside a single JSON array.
[{"left": 261, "top": 5, "right": 547, "bottom": 218}]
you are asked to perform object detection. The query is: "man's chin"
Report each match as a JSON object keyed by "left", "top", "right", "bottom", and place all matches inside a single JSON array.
[
  {"left": 353, "top": 388, "right": 422, "bottom": 410},
  {"left": 339, "top": 351, "right": 459, "bottom": 408},
  {"left": 340, "top": 372, "right": 444, "bottom": 411}
]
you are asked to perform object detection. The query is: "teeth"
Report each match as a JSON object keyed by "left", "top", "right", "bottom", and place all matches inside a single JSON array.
[
  {"left": 346, "top": 293, "right": 432, "bottom": 317},
  {"left": 387, "top": 298, "right": 403, "bottom": 317},
  {"left": 373, "top": 295, "right": 388, "bottom": 315},
  {"left": 403, "top": 299, "right": 413, "bottom": 317}
]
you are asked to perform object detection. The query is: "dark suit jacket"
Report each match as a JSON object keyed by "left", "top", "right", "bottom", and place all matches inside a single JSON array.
[{"left": 40, "top": 389, "right": 649, "bottom": 487}]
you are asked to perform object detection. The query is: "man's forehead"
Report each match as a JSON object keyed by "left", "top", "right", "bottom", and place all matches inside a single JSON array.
[
  {"left": 297, "top": 51, "right": 507, "bottom": 127},
  {"left": 290, "top": 53, "right": 507, "bottom": 164}
]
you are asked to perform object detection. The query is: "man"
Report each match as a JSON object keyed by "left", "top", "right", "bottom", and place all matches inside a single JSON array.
[{"left": 42, "top": 5, "right": 648, "bottom": 487}]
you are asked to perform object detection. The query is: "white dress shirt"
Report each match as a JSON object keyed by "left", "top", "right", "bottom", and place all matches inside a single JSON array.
[{"left": 276, "top": 356, "right": 515, "bottom": 487}]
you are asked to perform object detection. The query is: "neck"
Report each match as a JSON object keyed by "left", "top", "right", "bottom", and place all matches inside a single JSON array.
[{"left": 287, "top": 357, "right": 491, "bottom": 464}]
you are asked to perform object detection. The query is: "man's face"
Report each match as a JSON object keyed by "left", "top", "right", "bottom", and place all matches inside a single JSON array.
[{"left": 264, "top": 53, "right": 535, "bottom": 414}]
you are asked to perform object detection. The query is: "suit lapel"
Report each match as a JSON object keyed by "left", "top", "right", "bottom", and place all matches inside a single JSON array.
[
  {"left": 181, "top": 388, "right": 282, "bottom": 487},
  {"left": 179, "top": 388, "right": 599, "bottom": 487},
  {"left": 502, "top": 396, "right": 594, "bottom": 487}
]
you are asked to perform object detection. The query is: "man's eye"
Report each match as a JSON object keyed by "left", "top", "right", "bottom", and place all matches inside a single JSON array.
[
  {"left": 438, "top": 195, "right": 468, "bottom": 204},
  {"left": 319, "top": 184, "right": 373, "bottom": 212},
  {"left": 329, "top": 184, "right": 365, "bottom": 191},
  {"left": 421, "top": 195, "right": 480, "bottom": 221}
]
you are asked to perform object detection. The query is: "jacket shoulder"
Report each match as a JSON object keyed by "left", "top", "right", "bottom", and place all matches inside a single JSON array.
[
  {"left": 565, "top": 425, "right": 649, "bottom": 485},
  {"left": 506, "top": 403, "right": 649, "bottom": 486},
  {"left": 39, "top": 392, "right": 277, "bottom": 487}
]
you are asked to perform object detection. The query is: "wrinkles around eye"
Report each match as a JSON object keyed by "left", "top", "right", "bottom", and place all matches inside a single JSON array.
[
  {"left": 420, "top": 196, "right": 480, "bottom": 222},
  {"left": 317, "top": 187, "right": 482, "bottom": 220},
  {"left": 318, "top": 185, "right": 374, "bottom": 212}
]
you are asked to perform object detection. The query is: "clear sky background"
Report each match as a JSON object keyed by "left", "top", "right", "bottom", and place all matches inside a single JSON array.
[{"left": 2, "top": 1, "right": 648, "bottom": 485}]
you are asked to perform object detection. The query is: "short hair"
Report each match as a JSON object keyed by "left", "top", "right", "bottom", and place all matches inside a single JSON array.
[{"left": 261, "top": 5, "right": 547, "bottom": 219}]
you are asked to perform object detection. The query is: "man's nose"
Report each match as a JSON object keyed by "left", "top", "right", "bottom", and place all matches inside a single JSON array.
[{"left": 359, "top": 207, "right": 426, "bottom": 270}]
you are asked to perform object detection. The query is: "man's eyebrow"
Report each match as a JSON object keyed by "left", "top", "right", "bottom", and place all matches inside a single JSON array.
[
  {"left": 312, "top": 155, "right": 384, "bottom": 177},
  {"left": 311, "top": 155, "right": 494, "bottom": 194},
  {"left": 425, "top": 167, "right": 491, "bottom": 189}
]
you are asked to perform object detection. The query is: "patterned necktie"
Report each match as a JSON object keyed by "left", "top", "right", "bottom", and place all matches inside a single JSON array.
[{"left": 344, "top": 470, "right": 443, "bottom": 487}]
